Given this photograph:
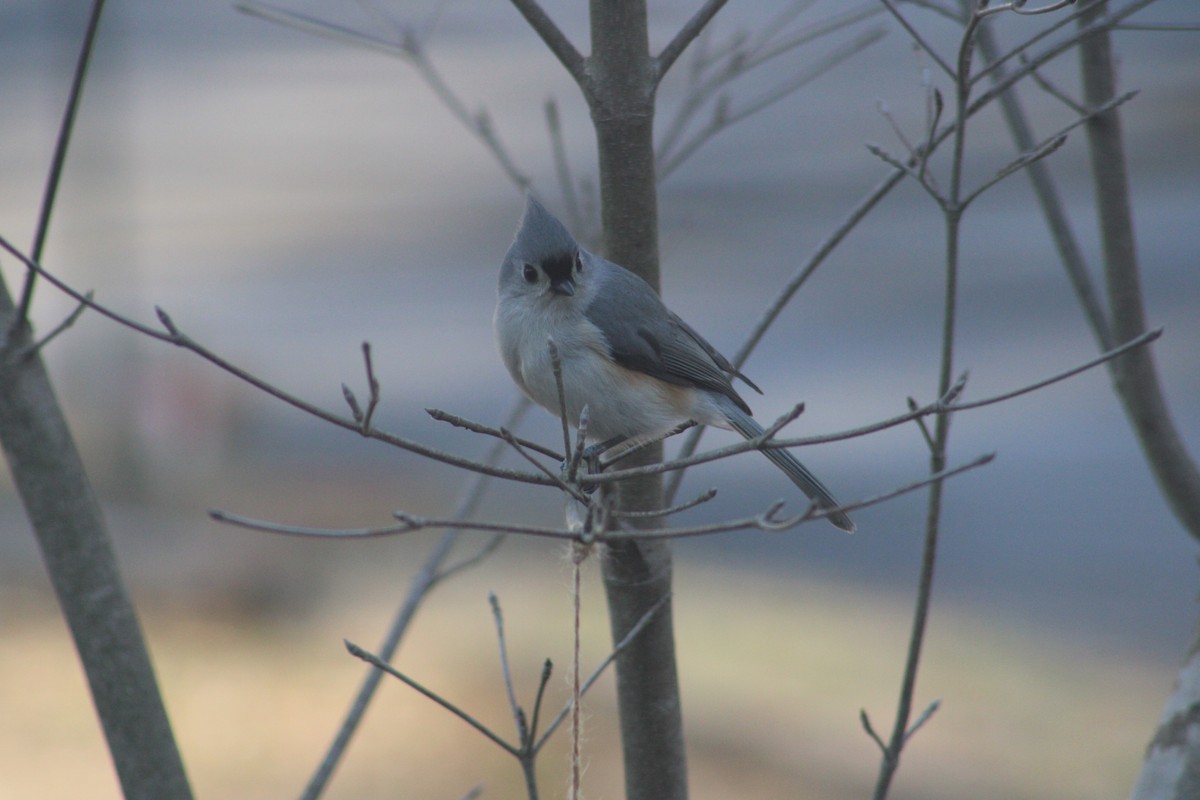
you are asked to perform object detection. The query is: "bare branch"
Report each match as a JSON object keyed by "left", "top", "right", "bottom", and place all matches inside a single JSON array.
[
  {"left": 10, "top": 291, "right": 91, "bottom": 364},
  {"left": 879, "top": 0, "right": 956, "bottom": 78},
  {"left": 508, "top": 0, "right": 587, "bottom": 85},
  {"left": 427, "top": 407, "right": 563, "bottom": 461},
  {"left": 566, "top": 405, "right": 590, "bottom": 484},
  {"left": 212, "top": 452, "right": 994, "bottom": 544},
  {"left": 948, "top": 328, "right": 1160, "bottom": 412},
  {"left": 959, "top": 89, "right": 1138, "bottom": 209},
  {"left": 597, "top": 421, "right": 697, "bottom": 470},
  {"left": 237, "top": 1, "right": 531, "bottom": 190},
  {"left": 973, "top": 20, "right": 1112, "bottom": 348},
  {"left": 906, "top": 396, "right": 938, "bottom": 455},
  {"left": 301, "top": 398, "right": 528, "bottom": 800},
  {"left": 979, "top": 0, "right": 1080, "bottom": 19},
  {"left": 10, "top": 0, "right": 107, "bottom": 335},
  {"left": 970, "top": 0, "right": 1156, "bottom": 89},
  {"left": 865, "top": 142, "right": 948, "bottom": 205},
  {"left": 547, "top": 338, "right": 573, "bottom": 462},
  {"left": 1023, "top": 55, "right": 1089, "bottom": 114},
  {"left": 655, "top": 0, "right": 731, "bottom": 82},
  {"left": 657, "top": 4, "right": 882, "bottom": 177},
  {"left": 960, "top": 133, "right": 1068, "bottom": 209},
  {"left": 499, "top": 426, "right": 593, "bottom": 506},
  {"left": 341, "top": 384, "right": 363, "bottom": 425},
  {"left": 526, "top": 658, "right": 554, "bottom": 747},
  {"left": 610, "top": 488, "right": 718, "bottom": 519},
  {"left": 669, "top": 1, "right": 1154, "bottom": 501},
  {"left": 0, "top": 237, "right": 557, "bottom": 488},
  {"left": 905, "top": 698, "right": 941, "bottom": 743},
  {"left": 659, "top": 28, "right": 884, "bottom": 179},
  {"left": 544, "top": 97, "right": 586, "bottom": 235},
  {"left": 534, "top": 594, "right": 671, "bottom": 751},
  {"left": 359, "top": 341, "right": 380, "bottom": 432},
  {"left": 434, "top": 533, "right": 507, "bottom": 586},
  {"left": 489, "top": 593, "right": 528, "bottom": 744},
  {"left": 345, "top": 640, "right": 520, "bottom": 757},
  {"left": 860, "top": 708, "right": 888, "bottom": 753}
]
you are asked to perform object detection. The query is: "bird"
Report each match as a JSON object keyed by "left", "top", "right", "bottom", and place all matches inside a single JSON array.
[{"left": 493, "top": 194, "right": 854, "bottom": 532}]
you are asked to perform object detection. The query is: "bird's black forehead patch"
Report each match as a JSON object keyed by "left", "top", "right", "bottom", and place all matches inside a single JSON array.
[{"left": 542, "top": 251, "right": 576, "bottom": 283}]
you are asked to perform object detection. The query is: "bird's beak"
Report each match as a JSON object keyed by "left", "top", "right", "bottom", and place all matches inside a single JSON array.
[{"left": 550, "top": 277, "right": 576, "bottom": 296}]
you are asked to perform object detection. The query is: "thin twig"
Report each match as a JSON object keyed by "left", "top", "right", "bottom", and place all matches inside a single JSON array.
[
  {"left": 979, "top": 0, "right": 1080, "bottom": 19},
  {"left": 526, "top": 658, "right": 554, "bottom": 748},
  {"left": 435, "top": 533, "right": 507, "bottom": 585},
  {"left": 534, "top": 594, "right": 671, "bottom": 751},
  {"left": 970, "top": 0, "right": 1154, "bottom": 88},
  {"left": 228, "top": 452, "right": 992, "bottom": 545},
  {"left": 1023, "top": 56, "right": 1089, "bottom": 114},
  {"left": 655, "top": 0, "right": 732, "bottom": 82},
  {"left": 566, "top": 405, "right": 590, "bottom": 484},
  {"left": 657, "top": 3, "right": 881, "bottom": 171},
  {"left": 873, "top": 8, "right": 975, "bottom": 793},
  {"left": 544, "top": 98, "right": 585, "bottom": 235},
  {"left": 490, "top": 593, "right": 528, "bottom": 743},
  {"left": 499, "top": 427, "right": 593, "bottom": 506},
  {"left": 974, "top": 25, "right": 1113, "bottom": 348},
  {"left": 300, "top": 399, "right": 528, "bottom": 800},
  {"left": 948, "top": 328, "right": 1159, "bottom": 411},
  {"left": 610, "top": 488, "right": 718, "bottom": 519},
  {"left": 906, "top": 397, "right": 938, "bottom": 455},
  {"left": 0, "top": 238, "right": 558, "bottom": 489},
  {"left": 904, "top": 698, "right": 941, "bottom": 743},
  {"left": 659, "top": 28, "right": 885, "bottom": 179},
  {"left": 359, "top": 342, "right": 380, "bottom": 432},
  {"left": 959, "top": 88, "right": 1138, "bottom": 209},
  {"left": 879, "top": 0, "right": 956, "bottom": 78},
  {"left": 346, "top": 641, "right": 520, "bottom": 757},
  {"left": 237, "top": 1, "right": 530, "bottom": 190},
  {"left": 860, "top": 708, "right": 888, "bottom": 753},
  {"left": 668, "top": 0, "right": 1153, "bottom": 503},
  {"left": 598, "top": 421, "right": 697, "bottom": 470},
  {"left": 428, "top": 407, "right": 563, "bottom": 461},
  {"left": 507, "top": 0, "right": 587, "bottom": 85},
  {"left": 11, "top": 292, "right": 91, "bottom": 363},
  {"left": 959, "top": 133, "right": 1069, "bottom": 209},
  {"left": 547, "top": 339, "right": 574, "bottom": 463},
  {"left": 10, "top": 0, "right": 107, "bottom": 335},
  {"left": 866, "top": 142, "right": 947, "bottom": 205}
]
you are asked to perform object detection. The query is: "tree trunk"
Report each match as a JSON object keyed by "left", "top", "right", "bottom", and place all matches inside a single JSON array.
[
  {"left": 587, "top": 2, "right": 688, "bottom": 798},
  {"left": 0, "top": 279, "right": 193, "bottom": 800}
]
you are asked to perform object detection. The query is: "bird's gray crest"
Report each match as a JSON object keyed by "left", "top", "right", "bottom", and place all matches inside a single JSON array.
[{"left": 509, "top": 194, "right": 579, "bottom": 265}]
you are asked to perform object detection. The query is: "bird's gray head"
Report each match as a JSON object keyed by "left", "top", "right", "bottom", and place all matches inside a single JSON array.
[{"left": 499, "top": 194, "right": 585, "bottom": 300}]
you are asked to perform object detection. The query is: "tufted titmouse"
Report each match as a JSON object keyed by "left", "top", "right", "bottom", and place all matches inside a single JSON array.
[{"left": 494, "top": 195, "right": 854, "bottom": 532}]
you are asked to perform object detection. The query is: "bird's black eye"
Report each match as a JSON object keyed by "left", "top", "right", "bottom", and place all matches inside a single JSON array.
[
  {"left": 574, "top": 252, "right": 583, "bottom": 273},
  {"left": 522, "top": 264, "right": 538, "bottom": 284}
]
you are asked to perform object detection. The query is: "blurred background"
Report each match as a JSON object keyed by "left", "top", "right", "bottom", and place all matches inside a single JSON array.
[{"left": 1, "top": 1, "right": 1198, "bottom": 798}]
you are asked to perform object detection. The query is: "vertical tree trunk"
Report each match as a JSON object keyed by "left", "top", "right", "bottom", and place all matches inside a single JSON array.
[
  {"left": 0, "top": 280, "right": 193, "bottom": 800},
  {"left": 1076, "top": 4, "right": 1200, "bottom": 542},
  {"left": 587, "top": 3, "right": 689, "bottom": 798}
]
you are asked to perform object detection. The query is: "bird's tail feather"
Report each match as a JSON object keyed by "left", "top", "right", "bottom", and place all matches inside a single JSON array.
[{"left": 723, "top": 407, "right": 855, "bottom": 533}]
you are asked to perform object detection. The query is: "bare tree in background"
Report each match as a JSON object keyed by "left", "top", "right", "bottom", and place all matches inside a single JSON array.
[{"left": 1, "top": 1, "right": 1197, "bottom": 799}]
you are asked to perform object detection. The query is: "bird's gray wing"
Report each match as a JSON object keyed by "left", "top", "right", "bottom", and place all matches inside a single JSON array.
[{"left": 583, "top": 265, "right": 753, "bottom": 414}]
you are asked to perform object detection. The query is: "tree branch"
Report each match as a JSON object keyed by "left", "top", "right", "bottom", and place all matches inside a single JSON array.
[
  {"left": 508, "top": 0, "right": 587, "bottom": 86},
  {"left": 0, "top": 237, "right": 556, "bottom": 489},
  {"left": 654, "top": 0, "right": 731, "bottom": 82},
  {"left": 10, "top": 0, "right": 107, "bottom": 335}
]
